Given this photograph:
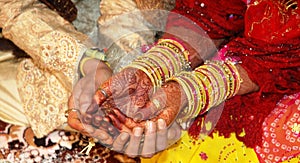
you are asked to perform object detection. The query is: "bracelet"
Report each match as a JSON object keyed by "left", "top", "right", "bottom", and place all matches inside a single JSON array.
[
  {"left": 168, "top": 60, "right": 242, "bottom": 129},
  {"left": 157, "top": 39, "right": 191, "bottom": 71},
  {"left": 126, "top": 39, "right": 191, "bottom": 89},
  {"left": 157, "top": 39, "right": 190, "bottom": 63},
  {"left": 79, "top": 48, "right": 109, "bottom": 76}
]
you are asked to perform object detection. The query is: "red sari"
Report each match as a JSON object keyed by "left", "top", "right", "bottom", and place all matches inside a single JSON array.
[
  {"left": 216, "top": 0, "right": 300, "bottom": 148},
  {"left": 167, "top": 0, "right": 300, "bottom": 151}
]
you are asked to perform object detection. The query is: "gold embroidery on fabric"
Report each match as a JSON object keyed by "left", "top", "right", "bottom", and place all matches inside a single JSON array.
[
  {"left": 3, "top": 6, "right": 86, "bottom": 91},
  {"left": 2, "top": 1, "right": 88, "bottom": 138},
  {"left": 17, "top": 59, "right": 69, "bottom": 138},
  {"left": 39, "top": 31, "right": 84, "bottom": 91}
]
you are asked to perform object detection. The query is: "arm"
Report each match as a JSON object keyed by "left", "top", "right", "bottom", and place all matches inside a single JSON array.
[
  {"left": 109, "top": 59, "right": 259, "bottom": 157},
  {"left": 1, "top": 0, "right": 90, "bottom": 92},
  {"left": 0, "top": 0, "right": 113, "bottom": 138}
]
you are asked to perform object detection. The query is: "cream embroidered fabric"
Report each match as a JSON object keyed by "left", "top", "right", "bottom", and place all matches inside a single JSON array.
[
  {"left": 2, "top": 3, "right": 89, "bottom": 91},
  {"left": 16, "top": 59, "right": 70, "bottom": 138},
  {"left": 0, "top": 0, "right": 90, "bottom": 138},
  {"left": 0, "top": 58, "right": 29, "bottom": 127}
]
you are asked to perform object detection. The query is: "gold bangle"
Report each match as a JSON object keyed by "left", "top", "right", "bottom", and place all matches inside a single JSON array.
[
  {"left": 128, "top": 61, "right": 158, "bottom": 88},
  {"left": 79, "top": 56, "right": 93, "bottom": 77},
  {"left": 146, "top": 54, "right": 171, "bottom": 80},
  {"left": 225, "top": 60, "right": 242, "bottom": 96},
  {"left": 149, "top": 47, "right": 180, "bottom": 73},
  {"left": 157, "top": 39, "right": 190, "bottom": 62},
  {"left": 79, "top": 48, "right": 110, "bottom": 77}
]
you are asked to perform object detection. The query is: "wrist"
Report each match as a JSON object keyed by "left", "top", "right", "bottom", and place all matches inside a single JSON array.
[
  {"left": 235, "top": 64, "right": 259, "bottom": 95},
  {"left": 82, "top": 59, "right": 111, "bottom": 75},
  {"left": 79, "top": 48, "right": 110, "bottom": 76},
  {"left": 126, "top": 38, "right": 192, "bottom": 89},
  {"left": 168, "top": 60, "right": 242, "bottom": 129}
]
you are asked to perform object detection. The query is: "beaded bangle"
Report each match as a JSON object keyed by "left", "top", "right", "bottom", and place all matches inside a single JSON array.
[
  {"left": 158, "top": 38, "right": 191, "bottom": 70},
  {"left": 157, "top": 39, "right": 190, "bottom": 63},
  {"left": 168, "top": 60, "right": 242, "bottom": 129},
  {"left": 79, "top": 48, "right": 109, "bottom": 76},
  {"left": 196, "top": 68, "right": 222, "bottom": 107},
  {"left": 126, "top": 39, "right": 191, "bottom": 89},
  {"left": 224, "top": 60, "right": 242, "bottom": 96},
  {"left": 149, "top": 48, "right": 179, "bottom": 75}
]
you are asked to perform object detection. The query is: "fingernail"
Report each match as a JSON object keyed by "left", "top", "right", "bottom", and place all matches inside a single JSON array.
[
  {"left": 133, "top": 127, "right": 143, "bottom": 136},
  {"left": 120, "top": 133, "right": 129, "bottom": 141},
  {"left": 158, "top": 119, "right": 166, "bottom": 130},
  {"left": 146, "top": 121, "right": 156, "bottom": 133}
]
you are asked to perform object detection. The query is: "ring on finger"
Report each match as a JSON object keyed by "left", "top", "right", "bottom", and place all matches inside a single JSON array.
[
  {"left": 65, "top": 108, "right": 78, "bottom": 118},
  {"left": 98, "top": 88, "right": 108, "bottom": 98}
]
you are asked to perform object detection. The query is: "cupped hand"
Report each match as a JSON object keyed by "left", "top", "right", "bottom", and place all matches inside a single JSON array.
[
  {"left": 72, "top": 59, "right": 112, "bottom": 113},
  {"left": 94, "top": 81, "right": 187, "bottom": 131},
  {"left": 112, "top": 119, "right": 182, "bottom": 158},
  {"left": 67, "top": 59, "right": 115, "bottom": 144},
  {"left": 86, "top": 67, "right": 154, "bottom": 119}
]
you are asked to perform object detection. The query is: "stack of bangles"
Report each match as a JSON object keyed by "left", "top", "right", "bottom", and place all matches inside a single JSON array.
[
  {"left": 79, "top": 48, "right": 110, "bottom": 76},
  {"left": 168, "top": 60, "right": 242, "bottom": 129},
  {"left": 126, "top": 39, "right": 192, "bottom": 89}
]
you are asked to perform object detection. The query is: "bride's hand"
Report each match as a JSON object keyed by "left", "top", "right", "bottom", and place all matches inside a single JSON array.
[
  {"left": 89, "top": 81, "right": 187, "bottom": 132},
  {"left": 86, "top": 67, "right": 154, "bottom": 119}
]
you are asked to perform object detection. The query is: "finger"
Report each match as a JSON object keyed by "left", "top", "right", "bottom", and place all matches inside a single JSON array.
[
  {"left": 133, "top": 91, "right": 166, "bottom": 121},
  {"left": 86, "top": 99, "right": 99, "bottom": 114},
  {"left": 92, "top": 128, "right": 114, "bottom": 146},
  {"left": 141, "top": 121, "right": 157, "bottom": 158},
  {"left": 72, "top": 79, "right": 84, "bottom": 109},
  {"left": 133, "top": 99, "right": 164, "bottom": 121},
  {"left": 107, "top": 112, "right": 123, "bottom": 130},
  {"left": 112, "top": 108, "right": 127, "bottom": 124},
  {"left": 95, "top": 80, "right": 113, "bottom": 105},
  {"left": 154, "top": 106, "right": 179, "bottom": 127},
  {"left": 112, "top": 96, "right": 134, "bottom": 117},
  {"left": 167, "top": 122, "right": 182, "bottom": 146},
  {"left": 95, "top": 68, "right": 140, "bottom": 106},
  {"left": 111, "top": 107, "right": 141, "bottom": 130},
  {"left": 107, "top": 125, "right": 119, "bottom": 137},
  {"left": 155, "top": 119, "right": 168, "bottom": 152},
  {"left": 67, "top": 95, "right": 85, "bottom": 132},
  {"left": 125, "top": 127, "right": 143, "bottom": 158},
  {"left": 78, "top": 83, "right": 94, "bottom": 112},
  {"left": 91, "top": 113, "right": 104, "bottom": 127},
  {"left": 112, "top": 132, "right": 130, "bottom": 152},
  {"left": 67, "top": 110, "right": 95, "bottom": 136}
]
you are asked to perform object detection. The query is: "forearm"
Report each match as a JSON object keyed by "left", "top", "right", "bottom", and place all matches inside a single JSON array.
[
  {"left": 162, "top": 30, "right": 222, "bottom": 69},
  {"left": 168, "top": 60, "right": 258, "bottom": 128},
  {"left": 1, "top": 0, "right": 90, "bottom": 91},
  {"left": 235, "top": 64, "right": 259, "bottom": 95}
]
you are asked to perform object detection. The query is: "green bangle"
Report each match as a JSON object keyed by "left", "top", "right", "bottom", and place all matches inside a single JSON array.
[
  {"left": 85, "top": 48, "right": 107, "bottom": 61},
  {"left": 79, "top": 48, "right": 110, "bottom": 76}
]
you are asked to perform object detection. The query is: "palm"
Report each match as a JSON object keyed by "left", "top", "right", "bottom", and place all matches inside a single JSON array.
[
  {"left": 87, "top": 68, "right": 154, "bottom": 119},
  {"left": 85, "top": 81, "right": 185, "bottom": 132}
]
